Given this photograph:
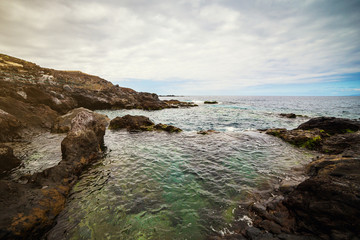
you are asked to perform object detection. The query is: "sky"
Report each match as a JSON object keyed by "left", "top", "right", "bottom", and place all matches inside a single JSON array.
[{"left": 0, "top": 0, "right": 359, "bottom": 96}]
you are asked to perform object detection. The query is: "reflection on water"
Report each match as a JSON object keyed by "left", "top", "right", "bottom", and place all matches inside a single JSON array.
[{"left": 47, "top": 131, "right": 312, "bottom": 239}]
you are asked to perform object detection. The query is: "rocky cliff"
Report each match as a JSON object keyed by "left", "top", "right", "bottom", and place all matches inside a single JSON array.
[{"left": 0, "top": 53, "right": 178, "bottom": 141}]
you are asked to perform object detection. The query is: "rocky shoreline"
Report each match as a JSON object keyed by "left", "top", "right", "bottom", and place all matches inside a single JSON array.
[
  {"left": 213, "top": 117, "right": 360, "bottom": 240},
  {"left": 1, "top": 54, "right": 359, "bottom": 239}
]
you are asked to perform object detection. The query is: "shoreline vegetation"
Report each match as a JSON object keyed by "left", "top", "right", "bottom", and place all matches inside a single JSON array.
[{"left": 1, "top": 54, "right": 359, "bottom": 239}]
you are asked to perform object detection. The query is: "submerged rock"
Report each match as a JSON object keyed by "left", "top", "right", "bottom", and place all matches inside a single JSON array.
[
  {"left": 197, "top": 130, "right": 219, "bottom": 135},
  {"left": 154, "top": 123, "right": 182, "bottom": 133},
  {"left": 0, "top": 145, "right": 20, "bottom": 177}
]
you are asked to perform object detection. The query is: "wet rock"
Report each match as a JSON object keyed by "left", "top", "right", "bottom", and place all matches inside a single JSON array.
[
  {"left": 197, "top": 130, "right": 219, "bottom": 135},
  {"left": 265, "top": 128, "right": 325, "bottom": 150},
  {"left": 279, "top": 113, "right": 296, "bottom": 118},
  {"left": 52, "top": 107, "right": 110, "bottom": 133},
  {"left": 109, "top": 115, "right": 182, "bottom": 133},
  {"left": 204, "top": 101, "right": 218, "bottom": 104},
  {"left": 154, "top": 123, "right": 182, "bottom": 133},
  {"left": 0, "top": 110, "right": 106, "bottom": 238},
  {"left": 258, "top": 220, "right": 282, "bottom": 234},
  {"left": 297, "top": 117, "right": 360, "bottom": 135},
  {"left": 0, "top": 145, "right": 20, "bottom": 176},
  {"left": 163, "top": 99, "right": 198, "bottom": 108},
  {"left": 109, "top": 115, "right": 154, "bottom": 131}
]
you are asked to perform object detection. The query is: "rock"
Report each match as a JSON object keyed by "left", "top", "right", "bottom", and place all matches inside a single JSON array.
[
  {"left": 0, "top": 110, "right": 107, "bottom": 239},
  {"left": 279, "top": 113, "right": 296, "bottom": 118},
  {"left": 265, "top": 128, "right": 325, "bottom": 150},
  {"left": 297, "top": 117, "right": 360, "bottom": 135},
  {"left": 163, "top": 99, "right": 198, "bottom": 108},
  {"left": 154, "top": 123, "right": 182, "bottom": 133},
  {"left": 258, "top": 220, "right": 282, "bottom": 234},
  {"left": 0, "top": 109, "right": 23, "bottom": 142},
  {"left": 109, "top": 115, "right": 182, "bottom": 133},
  {"left": 197, "top": 130, "right": 219, "bottom": 135},
  {"left": 321, "top": 131, "right": 360, "bottom": 156},
  {"left": 52, "top": 107, "right": 110, "bottom": 133},
  {"left": 61, "top": 110, "right": 106, "bottom": 164},
  {"left": 0, "top": 145, "right": 20, "bottom": 176},
  {"left": 204, "top": 101, "right": 218, "bottom": 104},
  {"left": 285, "top": 155, "right": 360, "bottom": 238},
  {"left": 109, "top": 115, "right": 154, "bottom": 131}
]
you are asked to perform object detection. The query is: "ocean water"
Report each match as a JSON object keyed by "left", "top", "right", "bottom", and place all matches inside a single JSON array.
[{"left": 46, "top": 96, "right": 359, "bottom": 239}]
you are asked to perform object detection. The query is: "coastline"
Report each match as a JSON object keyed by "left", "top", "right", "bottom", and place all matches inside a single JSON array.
[{"left": 1, "top": 54, "right": 359, "bottom": 239}]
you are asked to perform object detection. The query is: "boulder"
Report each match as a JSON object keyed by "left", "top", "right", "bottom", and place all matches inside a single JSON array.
[
  {"left": 52, "top": 107, "right": 109, "bottom": 133},
  {"left": 297, "top": 117, "right": 360, "bottom": 135},
  {"left": 0, "top": 109, "right": 23, "bottom": 142},
  {"left": 0, "top": 145, "right": 20, "bottom": 176},
  {"left": 109, "top": 115, "right": 182, "bottom": 133},
  {"left": 109, "top": 115, "right": 154, "bottom": 131},
  {"left": 204, "top": 101, "right": 218, "bottom": 104}
]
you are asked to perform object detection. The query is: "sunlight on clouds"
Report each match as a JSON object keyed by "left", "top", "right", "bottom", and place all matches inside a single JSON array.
[{"left": 0, "top": 0, "right": 359, "bottom": 95}]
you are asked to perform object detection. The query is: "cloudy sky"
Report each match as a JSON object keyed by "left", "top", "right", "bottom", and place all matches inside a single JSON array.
[{"left": 1, "top": 0, "right": 359, "bottom": 95}]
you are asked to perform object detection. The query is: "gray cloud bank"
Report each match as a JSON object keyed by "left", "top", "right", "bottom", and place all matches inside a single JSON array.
[{"left": 1, "top": 0, "right": 359, "bottom": 93}]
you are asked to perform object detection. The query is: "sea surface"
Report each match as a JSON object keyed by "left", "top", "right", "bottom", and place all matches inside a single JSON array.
[{"left": 41, "top": 96, "right": 359, "bottom": 239}]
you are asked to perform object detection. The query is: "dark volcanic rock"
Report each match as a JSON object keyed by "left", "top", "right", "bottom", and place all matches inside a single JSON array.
[
  {"left": 279, "top": 113, "right": 296, "bottom": 118},
  {"left": 52, "top": 107, "right": 110, "bottom": 133},
  {"left": 0, "top": 110, "right": 106, "bottom": 239},
  {"left": 109, "top": 115, "right": 154, "bottom": 131},
  {"left": 163, "top": 99, "right": 198, "bottom": 108},
  {"left": 0, "top": 109, "right": 23, "bottom": 142},
  {"left": 109, "top": 115, "right": 182, "bottom": 133},
  {"left": 297, "top": 117, "right": 360, "bottom": 135},
  {"left": 285, "top": 155, "right": 360, "bottom": 239},
  {"left": 154, "top": 123, "right": 182, "bottom": 133},
  {"left": 263, "top": 117, "right": 360, "bottom": 239},
  {"left": 0, "top": 145, "right": 20, "bottom": 177}
]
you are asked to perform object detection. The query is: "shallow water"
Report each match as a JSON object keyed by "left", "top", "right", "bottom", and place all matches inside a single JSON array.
[
  {"left": 44, "top": 96, "right": 358, "bottom": 239},
  {"left": 47, "top": 131, "right": 311, "bottom": 240}
]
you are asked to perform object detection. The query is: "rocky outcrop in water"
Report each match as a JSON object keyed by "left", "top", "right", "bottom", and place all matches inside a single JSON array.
[
  {"left": 109, "top": 114, "right": 182, "bottom": 133},
  {"left": 254, "top": 117, "right": 360, "bottom": 239},
  {"left": 0, "top": 109, "right": 106, "bottom": 239},
  {"left": 51, "top": 107, "right": 110, "bottom": 133}
]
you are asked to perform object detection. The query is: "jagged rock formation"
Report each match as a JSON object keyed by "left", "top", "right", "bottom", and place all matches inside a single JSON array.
[{"left": 0, "top": 109, "right": 107, "bottom": 239}]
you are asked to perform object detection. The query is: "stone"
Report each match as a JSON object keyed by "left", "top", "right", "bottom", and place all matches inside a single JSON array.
[
  {"left": 109, "top": 115, "right": 154, "bottom": 131},
  {"left": 51, "top": 107, "right": 109, "bottom": 133},
  {"left": 297, "top": 117, "right": 360, "bottom": 135},
  {"left": 154, "top": 123, "right": 182, "bottom": 133},
  {"left": 0, "top": 145, "right": 20, "bottom": 176},
  {"left": 279, "top": 113, "right": 296, "bottom": 118}
]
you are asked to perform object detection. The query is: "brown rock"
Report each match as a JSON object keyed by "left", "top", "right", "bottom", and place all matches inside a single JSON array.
[
  {"left": 109, "top": 115, "right": 154, "bottom": 131},
  {"left": 52, "top": 107, "right": 109, "bottom": 133},
  {"left": 0, "top": 145, "right": 20, "bottom": 176},
  {"left": 297, "top": 117, "right": 360, "bottom": 135}
]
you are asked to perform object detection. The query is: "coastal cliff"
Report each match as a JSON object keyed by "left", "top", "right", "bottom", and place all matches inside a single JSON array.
[{"left": 0, "top": 53, "right": 189, "bottom": 142}]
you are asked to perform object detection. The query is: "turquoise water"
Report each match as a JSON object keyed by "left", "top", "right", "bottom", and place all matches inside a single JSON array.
[{"left": 47, "top": 96, "right": 359, "bottom": 239}]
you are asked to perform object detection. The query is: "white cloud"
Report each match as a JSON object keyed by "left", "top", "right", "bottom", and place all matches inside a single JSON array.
[{"left": 0, "top": 0, "right": 359, "bottom": 94}]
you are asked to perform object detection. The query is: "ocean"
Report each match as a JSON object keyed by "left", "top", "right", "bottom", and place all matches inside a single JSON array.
[{"left": 44, "top": 96, "right": 359, "bottom": 239}]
